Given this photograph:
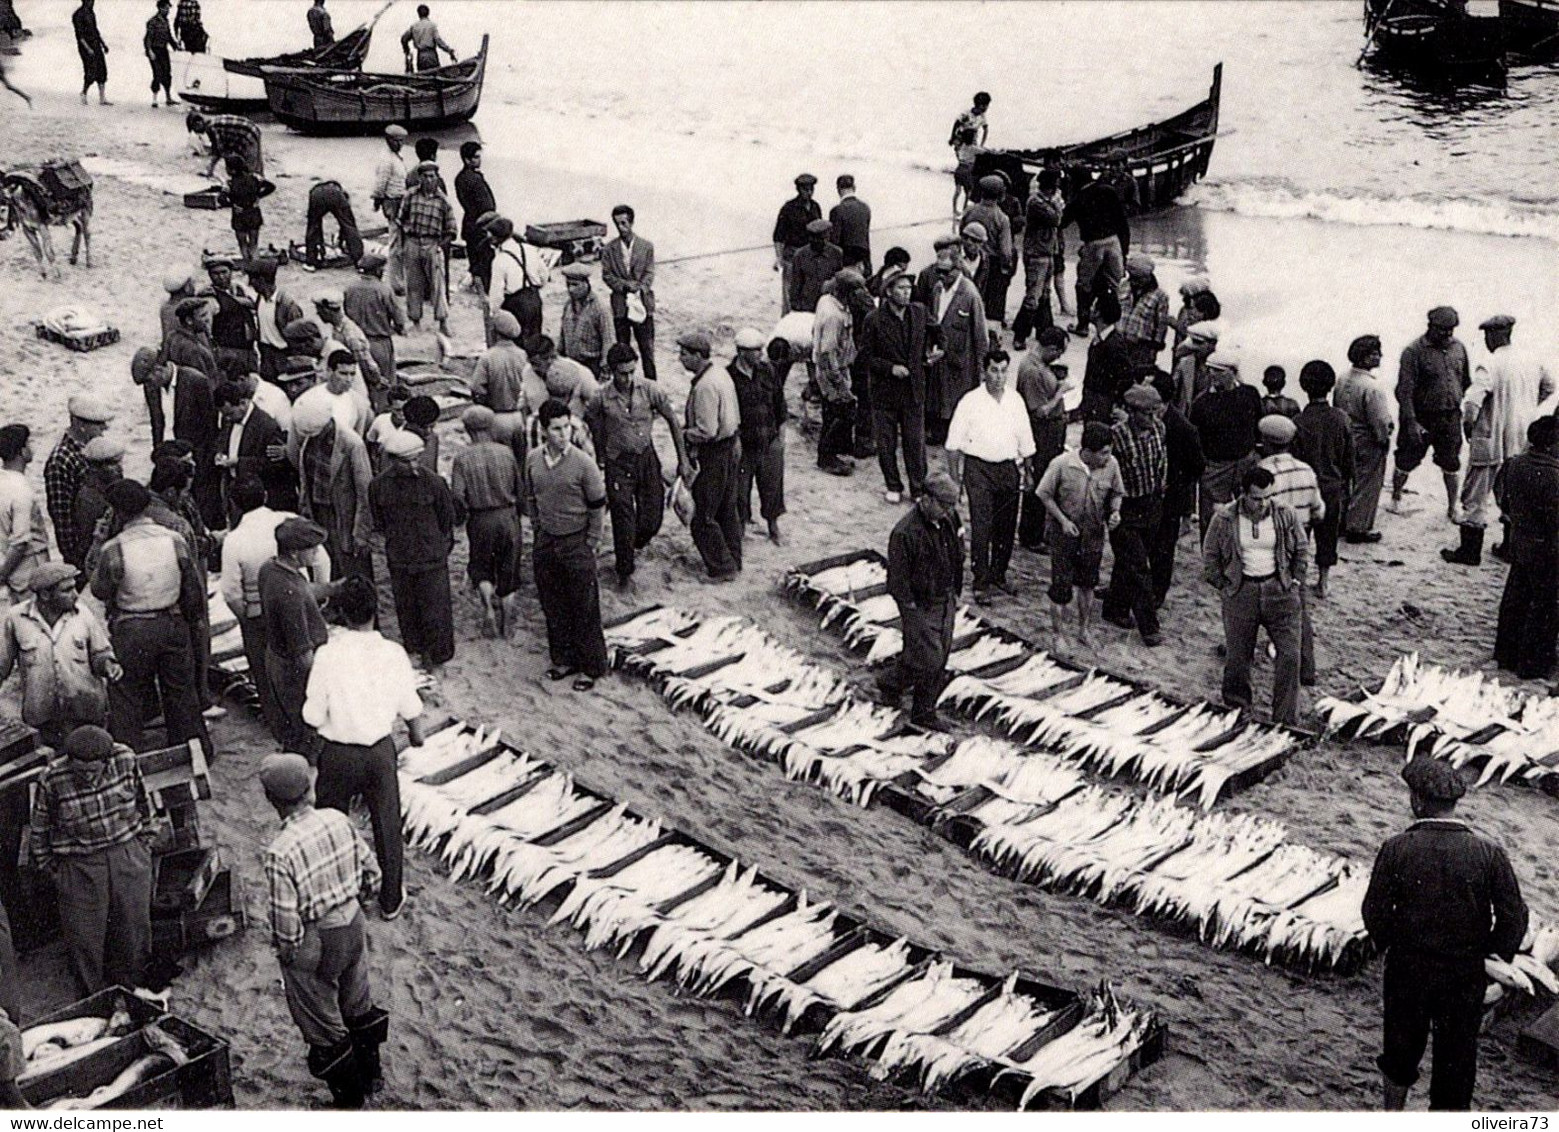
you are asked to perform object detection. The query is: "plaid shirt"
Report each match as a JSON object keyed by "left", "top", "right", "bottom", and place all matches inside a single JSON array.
[
  {"left": 1110, "top": 418, "right": 1168, "bottom": 499},
  {"left": 206, "top": 115, "right": 260, "bottom": 159},
  {"left": 44, "top": 433, "right": 89, "bottom": 568},
  {"left": 397, "top": 189, "right": 456, "bottom": 242},
  {"left": 29, "top": 750, "right": 150, "bottom": 870},
  {"left": 265, "top": 806, "right": 380, "bottom": 950},
  {"left": 1119, "top": 287, "right": 1170, "bottom": 348}
]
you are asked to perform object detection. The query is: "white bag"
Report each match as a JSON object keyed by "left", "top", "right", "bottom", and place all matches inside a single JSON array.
[{"left": 625, "top": 291, "right": 648, "bottom": 325}]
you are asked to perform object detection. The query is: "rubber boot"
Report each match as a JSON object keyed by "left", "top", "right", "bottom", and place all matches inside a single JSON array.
[
  {"left": 1491, "top": 516, "right": 1511, "bottom": 563},
  {"left": 308, "top": 1039, "right": 365, "bottom": 1110},
  {"left": 1439, "top": 524, "right": 1483, "bottom": 565},
  {"left": 1073, "top": 283, "right": 1092, "bottom": 335},
  {"left": 347, "top": 1007, "right": 390, "bottom": 1098},
  {"left": 1382, "top": 1080, "right": 1409, "bottom": 1111}
]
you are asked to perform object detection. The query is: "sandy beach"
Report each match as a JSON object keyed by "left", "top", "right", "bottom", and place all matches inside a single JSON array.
[{"left": 3, "top": 33, "right": 1559, "bottom": 1112}]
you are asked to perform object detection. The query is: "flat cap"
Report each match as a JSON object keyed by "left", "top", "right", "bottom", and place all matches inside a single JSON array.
[
  {"left": 283, "top": 318, "right": 324, "bottom": 347},
  {"left": 733, "top": 328, "right": 765, "bottom": 351},
  {"left": 461, "top": 404, "right": 496, "bottom": 431},
  {"left": 961, "top": 221, "right": 988, "bottom": 243},
  {"left": 259, "top": 752, "right": 313, "bottom": 803},
  {"left": 1206, "top": 347, "right": 1241, "bottom": 373},
  {"left": 832, "top": 267, "right": 866, "bottom": 291},
  {"left": 175, "top": 296, "right": 209, "bottom": 319},
  {"left": 805, "top": 218, "right": 832, "bottom": 235},
  {"left": 1427, "top": 305, "right": 1459, "bottom": 328},
  {"left": 978, "top": 174, "right": 1005, "bottom": 194},
  {"left": 384, "top": 124, "right": 408, "bottom": 140},
  {"left": 0, "top": 424, "right": 28, "bottom": 462},
  {"left": 162, "top": 272, "right": 192, "bottom": 294},
  {"left": 383, "top": 429, "right": 425, "bottom": 459},
  {"left": 1125, "top": 252, "right": 1156, "bottom": 277},
  {"left": 82, "top": 436, "right": 125, "bottom": 462},
  {"left": 933, "top": 234, "right": 962, "bottom": 252},
  {"left": 1259, "top": 414, "right": 1297, "bottom": 443},
  {"left": 1402, "top": 757, "right": 1465, "bottom": 803},
  {"left": 403, "top": 395, "right": 439, "bottom": 427},
  {"left": 357, "top": 251, "right": 387, "bottom": 273},
  {"left": 312, "top": 289, "right": 344, "bottom": 309},
  {"left": 676, "top": 330, "right": 712, "bottom": 357},
  {"left": 66, "top": 394, "right": 114, "bottom": 423},
  {"left": 1186, "top": 319, "right": 1222, "bottom": 342},
  {"left": 275, "top": 517, "right": 327, "bottom": 552},
  {"left": 1479, "top": 314, "right": 1516, "bottom": 331},
  {"left": 29, "top": 562, "right": 79, "bottom": 592},
  {"left": 880, "top": 265, "right": 911, "bottom": 291},
  {"left": 490, "top": 311, "right": 522, "bottom": 340},
  {"left": 559, "top": 263, "right": 592, "bottom": 280},
  {"left": 279, "top": 357, "right": 318, "bottom": 380},
  {"left": 1179, "top": 274, "right": 1211, "bottom": 297},
  {"left": 104, "top": 478, "right": 150, "bottom": 516},
  {"left": 922, "top": 469, "right": 961, "bottom": 508},
  {"left": 794, "top": 172, "right": 817, "bottom": 187},
  {"left": 415, "top": 160, "right": 439, "bottom": 174},
  {"left": 63, "top": 725, "right": 115, "bottom": 763},
  {"left": 290, "top": 387, "right": 336, "bottom": 438},
  {"left": 1123, "top": 384, "right": 1163, "bottom": 410}
]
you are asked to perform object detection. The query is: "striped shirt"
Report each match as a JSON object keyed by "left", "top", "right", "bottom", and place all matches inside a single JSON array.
[
  {"left": 1110, "top": 419, "right": 1168, "bottom": 499},
  {"left": 1259, "top": 452, "right": 1325, "bottom": 528},
  {"left": 450, "top": 440, "right": 522, "bottom": 513},
  {"left": 265, "top": 806, "right": 381, "bottom": 950},
  {"left": 29, "top": 750, "right": 150, "bottom": 869}
]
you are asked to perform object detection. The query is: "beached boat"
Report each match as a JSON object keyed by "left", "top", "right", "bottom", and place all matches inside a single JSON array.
[
  {"left": 260, "top": 35, "right": 488, "bottom": 135},
  {"left": 971, "top": 64, "right": 1222, "bottom": 216},
  {"left": 1500, "top": 0, "right": 1559, "bottom": 57},
  {"left": 1363, "top": 0, "right": 1507, "bottom": 78},
  {"left": 179, "top": 21, "right": 376, "bottom": 112}
]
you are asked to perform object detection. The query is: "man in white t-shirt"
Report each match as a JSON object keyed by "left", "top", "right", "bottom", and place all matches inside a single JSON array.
[{"left": 0, "top": 425, "right": 50, "bottom": 601}]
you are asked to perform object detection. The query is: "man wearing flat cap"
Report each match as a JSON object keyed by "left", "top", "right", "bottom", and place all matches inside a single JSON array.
[
  {"left": 1258, "top": 412, "right": 1324, "bottom": 685},
  {"left": 45, "top": 395, "right": 113, "bottom": 575},
  {"left": 1362, "top": 759, "right": 1528, "bottom": 1112},
  {"left": 450, "top": 406, "right": 524, "bottom": 633},
  {"left": 258, "top": 517, "right": 332, "bottom": 752},
  {"left": 960, "top": 174, "right": 1014, "bottom": 324},
  {"left": 1191, "top": 347, "right": 1263, "bottom": 544},
  {"left": 726, "top": 331, "right": 787, "bottom": 546},
  {"left": 812, "top": 269, "right": 865, "bottom": 476},
  {"left": 344, "top": 253, "right": 403, "bottom": 397},
  {"left": 880, "top": 470, "right": 964, "bottom": 729},
  {"left": 915, "top": 234, "right": 986, "bottom": 447},
  {"left": 368, "top": 429, "right": 456, "bottom": 675},
  {"left": 957, "top": 221, "right": 991, "bottom": 299},
  {"left": 0, "top": 563, "right": 118, "bottom": 747},
  {"left": 158, "top": 271, "right": 196, "bottom": 348},
  {"left": 371, "top": 125, "right": 409, "bottom": 292},
  {"left": 71, "top": 437, "right": 125, "bottom": 575},
  {"left": 1443, "top": 314, "right": 1555, "bottom": 567},
  {"left": 314, "top": 290, "right": 383, "bottom": 395},
  {"left": 1120, "top": 253, "right": 1170, "bottom": 370},
  {"left": 469, "top": 311, "right": 529, "bottom": 463},
  {"left": 292, "top": 391, "right": 374, "bottom": 582},
  {"left": 1100, "top": 382, "right": 1167, "bottom": 645},
  {"left": 29, "top": 725, "right": 154, "bottom": 995},
  {"left": 789, "top": 217, "right": 844, "bottom": 316},
  {"left": 259, "top": 751, "right": 387, "bottom": 1108},
  {"left": 678, "top": 331, "right": 743, "bottom": 581},
  {"left": 1393, "top": 305, "right": 1470, "bottom": 523},
  {"left": 773, "top": 173, "right": 823, "bottom": 315},
  {"left": 397, "top": 160, "right": 456, "bottom": 335},
  {"left": 132, "top": 343, "right": 221, "bottom": 529},
  {"left": 558, "top": 263, "right": 614, "bottom": 379},
  {"left": 859, "top": 265, "right": 936, "bottom": 502},
  {"left": 0, "top": 425, "right": 49, "bottom": 602}
]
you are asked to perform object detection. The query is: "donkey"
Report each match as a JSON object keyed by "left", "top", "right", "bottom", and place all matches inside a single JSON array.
[{"left": 1, "top": 175, "right": 92, "bottom": 279}]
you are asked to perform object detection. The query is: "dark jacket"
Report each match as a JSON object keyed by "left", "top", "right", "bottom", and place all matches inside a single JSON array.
[
  {"left": 887, "top": 505, "right": 964, "bottom": 609},
  {"left": 1081, "top": 332, "right": 1134, "bottom": 423},
  {"left": 728, "top": 361, "right": 786, "bottom": 451},
  {"left": 1294, "top": 402, "right": 1356, "bottom": 494},
  {"left": 170, "top": 366, "right": 217, "bottom": 469},
  {"left": 828, "top": 196, "right": 872, "bottom": 263},
  {"left": 220, "top": 405, "right": 294, "bottom": 506},
  {"left": 1061, "top": 178, "right": 1130, "bottom": 251},
  {"left": 860, "top": 301, "right": 935, "bottom": 408},
  {"left": 368, "top": 462, "right": 455, "bottom": 571},
  {"left": 789, "top": 242, "right": 844, "bottom": 314},
  {"left": 1496, "top": 448, "right": 1559, "bottom": 566},
  {"left": 1162, "top": 403, "right": 1206, "bottom": 519},
  {"left": 1362, "top": 818, "right": 1527, "bottom": 961},
  {"left": 772, "top": 195, "right": 821, "bottom": 251},
  {"left": 160, "top": 326, "right": 219, "bottom": 383},
  {"left": 453, "top": 166, "right": 497, "bottom": 243}
]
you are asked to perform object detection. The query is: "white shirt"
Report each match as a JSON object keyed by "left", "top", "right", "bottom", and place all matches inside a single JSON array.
[
  {"left": 1238, "top": 510, "right": 1278, "bottom": 578},
  {"left": 253, "top": 380, "right": 292, "bottom": 436},
  {"left": 946, "top": 384, "right": 1036, "bottom": 465},
  {"left": 372, "top": 149, "right": 407, "bottom": 207},
  {"left": 256, "top": 294, "right": 288, "bottom": 350},
  {"left": 226, "top": 402, "right": 254, "bottom": 464},
  {"left": 219, "top": 506, "right": 331, "bottom": 619},
  {"left": 0, "top": 469, "right": 48, "bottom": 595},
  {"left": 302, "top": 626, "right": 424, "bottom": 746},
  {"left": 487, "top": 240, "right": 556, "bottom": 309}
]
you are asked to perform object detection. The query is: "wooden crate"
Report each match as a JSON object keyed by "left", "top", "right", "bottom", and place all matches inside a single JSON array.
[
  {"left": 20, "top": 987, "right": 234, "bottom": 1109},
  {"left": 35, "top": 323, "right": 120, "bottom": 353},
  {"left": 152, "top": 846, "right": 221, "bottom": 913},
  {"left": 151, "top": 870, "right": 244, "bottom": 960}
]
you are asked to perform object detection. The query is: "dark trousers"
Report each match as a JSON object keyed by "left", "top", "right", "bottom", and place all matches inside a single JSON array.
[
  {"left": 1011, "top": 292, "right": 1054, "bottom": 346},
  {"left": 466, "top": 239, "right": 494, "bottom": 294},
  {"left": 849, "top": 357, "right": 873, "bottom": 454},
  {"left": 389, "top": 564, "right": 454, "bottom": 667},
  {"left": 984, "top": 265, "right": 1014, "bottom": 326},
  {"left": 108, "top": 611, "right": 211, "bottom": 757},
  {"left": 0, "top": 896, "right": 18, "bottom": 1022},
  {"left": 1019, "top": 416, "right": 1067, "bottom": 548},
  {"left": 737, "top": 433, "right": 785, "bottom": 524},
  {"left": 316, "top": 737, "right": 403, "bottom": 914},
  {"left": 1103, "top": 494, "right": 1163, "bottom": 636},
  {"left": 306, "top": 183, "right": 364, "bottom": 268},
  {"left": 266, "top": 648, "right": 315, "bottom": 757},
  {"left": 1378, "top": 951, "right": 1486, "bottom": 1111},
  {"left": 501, "top": 288, "right": 543, "bottom": 344},
  {"left": 613, "top": 316, "right": 657, "bottom": 382},
  {"left": 1149, "top": 499, "right": 1185, "bottom": 605},
  {"left": 606, "top": 446, "right": 665, "bottom": 580},
  {"left": 1495, "top": 557, "right": 1558, "bottom": 680},
  {"left": 965, "top": 456, "right": 1019, "bottom": 589},
  {"left": 282, "top": 910, "right": 372, "bottom": 1049},
  {"left": 878, "top": 595, "right": 954, "bottom": 723},
  {"left": 873, "top": 396, "right": 928, "bottom": 497},
  {"left": 148, "top": 49, "right": 172, "bottom": 95},
  {"left": 465, "top": 508, "right": 521, "bottom": 597},
  {"left": 1315, "top": 483, "right": 1345, "bottom": 569},
  {"left": 689, "top": 437, "right": 743, "bottom": 577},
  {"left": 1220, "top": 574, "right": 1302, "bottom": 724},
  {"left": 55, "top": 839, "right": 152, "bottom": 995},
  {"left": 239, "top": 614, "right": 285, "bottom": 739},
  {"left": 818, "top": 398, "right": 855, "bottom": 467},
  {"left": 533, "top": 529, "right": 607, "bottom": 677}
]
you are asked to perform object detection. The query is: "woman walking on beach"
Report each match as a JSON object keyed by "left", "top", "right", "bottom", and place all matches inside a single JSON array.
[
  {"left": 72, "top": 0, "right": 110, "bottom": 106},
  {"left": 226, "top": 154, "right": 274, "bottom": 263}
]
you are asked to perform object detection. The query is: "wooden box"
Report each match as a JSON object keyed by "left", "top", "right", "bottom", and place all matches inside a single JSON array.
[{"left": 151, "top": 870, "right": 244, "bottom": 960}]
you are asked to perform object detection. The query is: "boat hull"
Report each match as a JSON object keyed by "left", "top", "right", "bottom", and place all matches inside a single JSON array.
[
  {"left": 1500, "top": 0, "right": 1559, "bottom": 55},
  {"left": 1370, "top": 13, "right": 1507, "bottom": 74},
  {"left": 175, "top": 52, "right": 269, "bottom": 112}
]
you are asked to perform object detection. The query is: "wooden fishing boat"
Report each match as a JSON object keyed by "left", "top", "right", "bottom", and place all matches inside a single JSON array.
[
  {"left": 1363, "top": 0, "right": 1507, "bottom": 78},
  {"left": 1500, "top": 0, "right": 1559, "bottom": 57},
  {"left": 261, "top": 35, "right": 488, "bottom": 135},
  {"left": 179, "top": 19, "right": 376, "bottom": 112},
  {"left": 972, "top": 64, "right": 1222, "bottom": 216}
]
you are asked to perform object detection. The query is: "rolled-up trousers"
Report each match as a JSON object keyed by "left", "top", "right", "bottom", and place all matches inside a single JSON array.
[
  {"left": 389, "top": 564, "right": 454, "bottom": 666},
  {"left": 465, "top": 508, "right": 521, "bottom": 597},
  {"left": 1377, "top": 951, "right": 1485, "bottom": 1111},
  {"left": 56, "top": 839, "right": 152, "bottom": 995},
  {"left": 737, "top": 433, "right": 785, "bottom": 524},
  {"left": 533, "top": 529, "right": 608, "bottom": 678}
]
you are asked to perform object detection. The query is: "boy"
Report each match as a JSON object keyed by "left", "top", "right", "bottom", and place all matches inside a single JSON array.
[
  {"left": 1261, "top": 365, "right": 1301, "bottom": 420},
  {"left": 1036, "top": 421, "right": 1123, "bottom": 645}
]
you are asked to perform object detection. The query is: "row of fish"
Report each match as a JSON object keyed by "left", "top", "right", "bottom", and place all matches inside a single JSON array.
[
  {"left": 20, "top": 998, "right": 191, "bottom": 1110},
  {"left": 784, "top": 558, "right": 1296, "bottom": 809},
  {"left": 397, "top": 719, "right": 1159, "bottom": 1107},
  {"left": 1315, "top": 653, "right": 1559, "bottom": 792}
]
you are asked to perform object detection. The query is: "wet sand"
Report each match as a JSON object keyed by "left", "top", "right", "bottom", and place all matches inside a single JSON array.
[{"left": 2, "top": 81, "right": 1557, "bottom": 1112}]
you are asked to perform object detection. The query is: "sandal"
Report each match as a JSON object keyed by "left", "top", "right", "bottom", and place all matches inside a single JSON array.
[
  {"left": 546, "top": 666, "right": 577, "bottom": 682},
  {"left": 571, "top": 675, "right": 596, "bottom": 692}
]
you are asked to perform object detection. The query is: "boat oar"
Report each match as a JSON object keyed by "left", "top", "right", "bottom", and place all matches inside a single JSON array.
[{"left": 1356, "top": 0, "right": 1400, "bottom": 66}]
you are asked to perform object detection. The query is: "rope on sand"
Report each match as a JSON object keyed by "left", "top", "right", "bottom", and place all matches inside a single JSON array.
[{"left": 656, "top": 214, "right": 955, "bottom": 268}]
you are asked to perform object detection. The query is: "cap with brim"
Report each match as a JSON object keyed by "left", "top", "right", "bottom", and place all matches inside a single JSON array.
[
  {"left": 881, "top": 265, "right": 911, "bottom": 290},
  {"left": 1179, "top": 275, "right": 1211, "bottom": 297},
  {"left": 978, "top": 174, "right": 1005, "bottom": 194},
  {"left": 1206, "top": 348, "right": 1240, "bottom": 373},
  {"left": 933, "top": 234, "right": 961, "bottom": 252},
  {"left": 275, "top": 517, "right": 327, "bottom": 552},
  {"left": 162, "top": 272, "right": 192, "bottom": 294},
  {"left": 290, "top": 387, "right": 335, "bottom": 438},
  {"left": 1125, "top": 252, "right": 1155, "bottom": 277},
  {"left": 794, "top": 173, "right": 817, "bottom": 187},
  {"left": 1402, "top": 757, "right": 1464, "bottom": 803},
  {"left": 313, "top": 290, "right": 344, "bottom": 309},
  {"left": 733, "top": 328, "right": 764, "bottom": 351},
  {"left": 676, "top": 330, "right": 712, "bottom": 356},
  {"left": 28, "top": 562, "right": 79, "bottom": 593},
  {"left": 259, "top": 753, "right": 313, "bottom": 803},
  {"left": 805, "top": 218, "right": 832, "bottom": 235},
  {"left": 82, "top": 437, "right": 125, "bottom": 462},
  {"left": 1259, "top": 414, "right": 1297, "bottom": 443},
  {"left": 1123, "top": 384, "right": 1163, "bottom": 410},
  {"left": 1427, "top": 305, "right": 1459, "bottom": 329},
  {"left": 462, "top": 405, "right": 496, "bottom": 431},
  {"left": 415, "top": 160, "right": 439, "bottom": 174},
  {"left": 67, "top": 394, "right": 114, "bottom": 423},
  {"left": 279, "top": 357, "right": 318, "bottom": 380},
  {"left": 383, "top": 430, "right": 425, "bottom": 459},
  {"left": 384, "top": 125, "right": 408, "bottom": 140},
  {"left": 175, "top": 297, "right": 209, "bottom": 319},
  {"left": 1479, "top": 314, "right": 1516, "bottom": 331},
  {"left": 560, "top": 263, "right": 592, "bottom": 280},
  {"left": 63, "top": 725, "right": 115, "bottom": 762},
  {"left": 961, "top": 222, "right": 988, "bottom": 243},
  {"left": 1186, "top": 319, "right": 1222, "bottom": 342},
  {"left": 490, "top": 311, "right": 522, "bottom": 340},
  {"left": 923, "top": 472, "right": 961, "bottom": 508},
  {"left": 357, "top": 252, "right": 387, "bottom": 273}
]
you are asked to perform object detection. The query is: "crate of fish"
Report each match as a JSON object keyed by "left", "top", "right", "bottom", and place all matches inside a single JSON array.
[
  {"left": 35, "top": 322, "right": 120, "bottom": 353},
  {"left": 19, "top": 988, "right": 234, "bottom": 1109}
]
